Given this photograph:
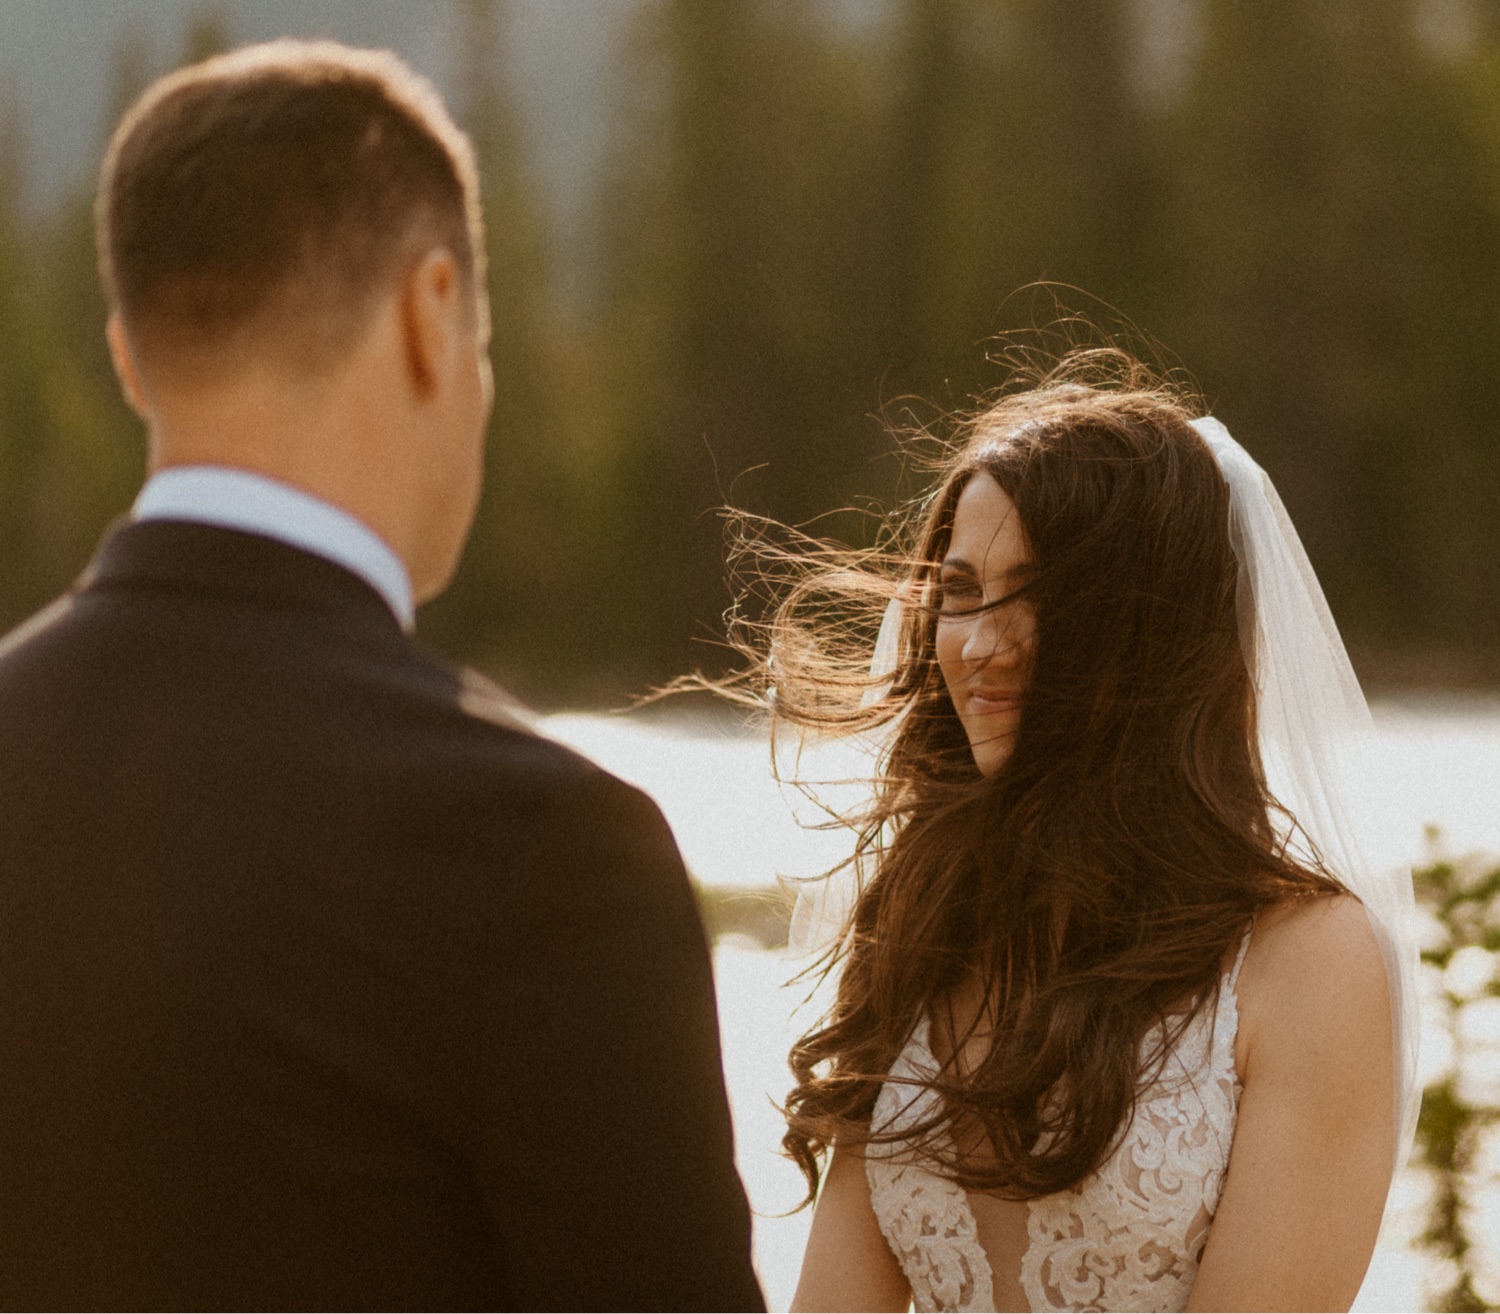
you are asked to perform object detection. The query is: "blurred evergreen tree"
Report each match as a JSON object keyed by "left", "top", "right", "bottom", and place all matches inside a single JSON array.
[
  {"left": 593, "top": 0, "right": 1160, "bottom": 682},
  {"left": 0, "top": 29, "right": 144, "bottom": 634},
  {"left": 595, "top": 0, "right": 896, "bottom": 680},
  {"left": 105, "top": 24, "right": 153, "bottom": 125},
  {"left": 875, "top": 0, "right": 1158, "bottom": 399},
  {"left": 1164, "top": 0, "right": 1500, "bottom": 664},
  {"left": 0, "top": 0, "right": 1498, "bottom": 691},
  {"left": 0, "top": 99, "right": 55, "bottom": 611},
  {"left": 180, "top": 7, "right": 233, "bottom": 66},
  {"left": 5, "top": 4, "right": 239, "bottom": 629},
  {"left": 415, "top": 0, "right": 587, "bottom": 695}
]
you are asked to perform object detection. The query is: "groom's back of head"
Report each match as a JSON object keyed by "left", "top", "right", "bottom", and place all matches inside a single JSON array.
[{"left": 98, "top": 39, "right": 486, "bottom": 380}]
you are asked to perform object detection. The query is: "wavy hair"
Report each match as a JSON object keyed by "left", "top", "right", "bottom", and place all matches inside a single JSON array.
[{"left": 723, "top": 349, "right": 1344, "bottom": 1203}]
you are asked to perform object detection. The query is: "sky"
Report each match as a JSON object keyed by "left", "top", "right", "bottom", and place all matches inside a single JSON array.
[
  {"left": 0, "top": 0, "right": 645, "bottom": 222},
  {"left": 0, "top": 0, "right": 1480, "bottom": 212}
]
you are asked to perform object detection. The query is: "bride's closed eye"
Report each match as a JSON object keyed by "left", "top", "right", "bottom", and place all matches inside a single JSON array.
[
  {"left": 935, "top": 575, "right": 1034, "bottom": 617},
  {"left": 936, "top": 573, "right": 983, "bottom": 613}
]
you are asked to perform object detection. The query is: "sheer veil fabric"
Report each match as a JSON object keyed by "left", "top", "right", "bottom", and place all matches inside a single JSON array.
[
  {"left": 1190, "top": 416, "right": 1419, "bottom": 1174},
  {"left": 788, "top": 416, "right": 1421, "bottom": 1177}
]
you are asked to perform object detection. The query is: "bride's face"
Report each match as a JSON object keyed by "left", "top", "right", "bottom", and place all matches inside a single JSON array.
[{"left": 934, "top": 472, "right": 1037, "bottom": 776}]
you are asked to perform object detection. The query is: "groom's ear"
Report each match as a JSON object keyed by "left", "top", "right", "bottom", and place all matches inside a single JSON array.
[
  {"left": 106, "top": 313, "right": 151, "bottom": 421},
  {"left": 397, "top": 247, "right": 465, "bottom": 402}
]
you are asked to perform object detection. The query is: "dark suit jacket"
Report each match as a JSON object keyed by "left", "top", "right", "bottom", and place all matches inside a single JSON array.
[{"left": 0, "top": 520, "right": 763, "bottom": 1312}]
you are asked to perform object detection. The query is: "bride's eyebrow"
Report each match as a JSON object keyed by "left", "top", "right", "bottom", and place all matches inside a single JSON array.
[{"left": 940, "top": 557, "right": 1037, "bottom": 582}]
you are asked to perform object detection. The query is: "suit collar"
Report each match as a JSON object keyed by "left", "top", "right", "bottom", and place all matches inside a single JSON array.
[
  {"left": 78, "top": 518, "right": 408, "bottom": 639},
  {"left": 133, "top": 468, "right": 415, "bottom": 631}
]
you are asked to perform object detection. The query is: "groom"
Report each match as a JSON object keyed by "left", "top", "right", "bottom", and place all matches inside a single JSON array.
[{"left": 0, "top": 40, "right": 761, "bottom": 1312}]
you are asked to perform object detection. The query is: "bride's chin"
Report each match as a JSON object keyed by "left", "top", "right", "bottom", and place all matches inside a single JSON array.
[{"left": 966, "top": 727, "right": 1018, "bottom": 776}]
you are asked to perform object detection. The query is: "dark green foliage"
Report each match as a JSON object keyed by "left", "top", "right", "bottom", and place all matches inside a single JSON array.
[
  {"left": 5, "top": 2, "right": 1500, "bottom": 697},
  {"left": 567, "top": 0, "right": 1500, "bottom": 695},
  {"left": 1158, "top": 0, "right": 1500, "bottom": 662},
  {"left": 1414, "top": 851, "right": 1500, "bottom": 1311},
  {"left": 180, "top": 8, "right": 234, "bottom": 66},
  {"left": 0, "top": 73, "right": 142, "bottom": 632},
  {"left": 418, "top": 0, "right": 589, "bottom": 688}
]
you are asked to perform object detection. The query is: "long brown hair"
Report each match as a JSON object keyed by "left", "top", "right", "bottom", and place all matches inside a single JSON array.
[{"left": 727, "top": 350, "right": 1343, "bottom": 1203}]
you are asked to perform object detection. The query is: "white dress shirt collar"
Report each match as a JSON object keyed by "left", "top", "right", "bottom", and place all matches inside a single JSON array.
[{"left": 132, "top": 466, "right": 415, "bottom": 632}]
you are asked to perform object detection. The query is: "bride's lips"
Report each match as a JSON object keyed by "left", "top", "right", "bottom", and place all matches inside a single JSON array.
[{"left": 965, "top": 688, "right": 1024, "bottom": 715}]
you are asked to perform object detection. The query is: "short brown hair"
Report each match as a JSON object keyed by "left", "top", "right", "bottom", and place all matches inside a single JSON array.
[{"left": 98, "top": 39, "right": 487, "bottom": 371}]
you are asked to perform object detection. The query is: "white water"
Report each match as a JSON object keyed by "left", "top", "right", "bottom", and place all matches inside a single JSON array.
[
  {"left": 547, "top": 695, "right": 1500, "bottom": 891},
  {"left": 545, "top": 697, "right": 1500, "bottom": 1311}
]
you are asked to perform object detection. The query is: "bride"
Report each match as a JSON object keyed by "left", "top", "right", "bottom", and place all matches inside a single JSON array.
[{"left": 735, "top": 353, "right": 1418, "bottom": 1312}]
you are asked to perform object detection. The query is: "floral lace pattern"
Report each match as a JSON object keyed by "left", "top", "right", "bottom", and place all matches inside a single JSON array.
[
  {"left": 867, "top": 1020, "right": 995, "bottom": 1312},
  {"left": 867, "top": 933, "right": 1250, "bottom": 1313}
]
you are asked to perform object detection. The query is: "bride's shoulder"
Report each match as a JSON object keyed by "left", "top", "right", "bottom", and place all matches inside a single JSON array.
[
  {"left": 1233, "top": 894, "right": 1393, "bottom": 1081},
  {"left": 1247, "top": 891, "right": 1384, "bottom": 972}
]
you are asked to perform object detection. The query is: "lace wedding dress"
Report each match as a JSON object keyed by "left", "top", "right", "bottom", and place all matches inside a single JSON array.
[{"left": 866, "top": 931, "right": 1252, "bottom": 1313}]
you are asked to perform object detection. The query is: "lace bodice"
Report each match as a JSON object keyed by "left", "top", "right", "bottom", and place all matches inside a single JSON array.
[{"left": 866, "top": 932, "right": 1251, "bottom": 1313}]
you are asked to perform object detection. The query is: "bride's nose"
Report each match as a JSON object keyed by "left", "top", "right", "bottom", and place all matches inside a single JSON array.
[{"left": 961, "top": 607, "right": 1028, "bottom": 668}]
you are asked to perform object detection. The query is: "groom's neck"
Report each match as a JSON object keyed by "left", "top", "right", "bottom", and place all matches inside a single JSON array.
[
  {"left": 110, "top": 243, "right": 487, "bottom": 610},
  {"left": 133, "top": 298, "right": 424, "bottom": 596}
]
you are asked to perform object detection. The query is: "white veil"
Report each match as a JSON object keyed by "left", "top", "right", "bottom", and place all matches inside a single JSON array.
[
  {"left": 783, "top": 600, "right": 906, "bottom": 957},
  {"left": 1190, "top": 416, "right": 1419, "bottom": 1174},
  {"left": 789, "top": 416, "right": 1420, "bottom": 1174}
]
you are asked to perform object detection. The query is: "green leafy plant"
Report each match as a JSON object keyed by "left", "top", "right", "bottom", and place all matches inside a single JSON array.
[{"left": 1413, "top": 847, "right": 1500, "bottom": 1312}]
